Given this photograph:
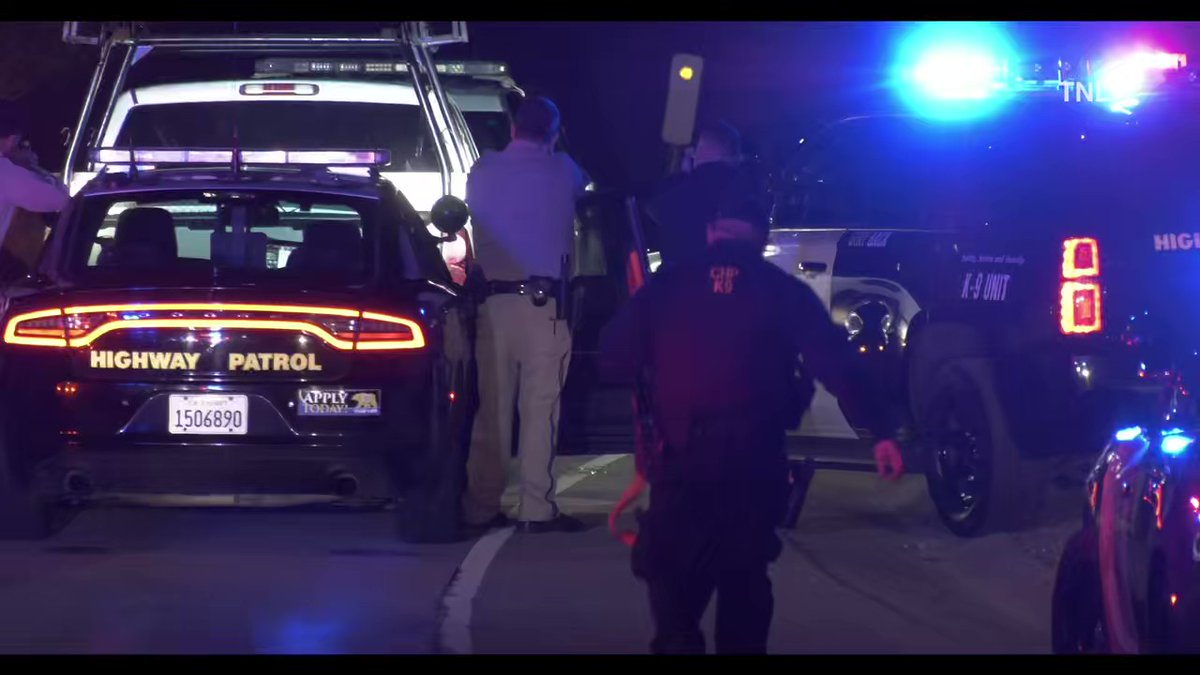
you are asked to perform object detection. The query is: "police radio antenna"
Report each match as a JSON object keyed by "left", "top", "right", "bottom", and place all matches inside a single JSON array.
[
  {"left": 229, "top": 26, "right": 241, "bottom": 179},
  {"left": 231, "top": 125, "right": 242, "bottom": 178}
]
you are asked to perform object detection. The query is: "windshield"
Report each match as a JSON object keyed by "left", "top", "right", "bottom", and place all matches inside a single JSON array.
[
  {"left": 114, "top": 101, "right": 440, "bottom": 172},
  {"left": 66, "top": 190, "right": 381, "bottom": 287}
]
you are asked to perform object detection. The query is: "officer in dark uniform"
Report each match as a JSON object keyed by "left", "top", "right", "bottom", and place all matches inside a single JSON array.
[
  {"left": 598, "top": 178, "right": 905, "bottom": 654},
  {"left": 645, "top": 121, "right": 742, "bottom": 271}
]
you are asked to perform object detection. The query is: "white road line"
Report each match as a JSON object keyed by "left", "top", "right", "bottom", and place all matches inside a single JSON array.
[
  {"left": 438, "top": 525, "right": 514, "bottom": 654},
  {"left": 437, "top": 453, "right": 626, "bottom": 654},
  {"left": 554, "top": 453, "right": 628, "bottom": 494}
]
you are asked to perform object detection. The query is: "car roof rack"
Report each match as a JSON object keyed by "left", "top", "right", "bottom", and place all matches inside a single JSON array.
[{"left": 62, "top": 22, "right": 472, "bottom": 197}]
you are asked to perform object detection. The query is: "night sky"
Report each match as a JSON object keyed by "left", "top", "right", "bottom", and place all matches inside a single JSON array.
[{"left": 7, "top": 21, "right": 1200, "bottom": 189}]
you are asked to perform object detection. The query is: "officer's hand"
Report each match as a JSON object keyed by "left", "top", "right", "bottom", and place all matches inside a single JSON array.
[{"left": 873, "top": 439, "right": 905, "bottom": 482}]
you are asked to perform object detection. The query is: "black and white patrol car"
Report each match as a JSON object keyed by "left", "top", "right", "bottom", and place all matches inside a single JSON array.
[
  {"left": 0, "top": 148, "right": 474, "bottom": 542},
  {"left": 756, "top": 40, "right": 1200, "bottom": 537}
]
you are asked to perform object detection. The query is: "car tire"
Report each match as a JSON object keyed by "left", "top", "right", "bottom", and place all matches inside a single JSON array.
[
  {"left": 395, "top": 361, "right": 469, "bottom": 544},
  {"left": 919, "top": 358, "right": 1045, "bottom": 537},
  {"left": 0, "top": 415, "right": 57, "bottom": 540},
  {"left": 1052, "top": 528, "right": 1107, "bottom": 653}
]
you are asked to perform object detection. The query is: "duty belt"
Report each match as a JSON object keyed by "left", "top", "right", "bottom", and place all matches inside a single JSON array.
[{"left": 486, "top": 277, "right": 561, "bottom": 307}]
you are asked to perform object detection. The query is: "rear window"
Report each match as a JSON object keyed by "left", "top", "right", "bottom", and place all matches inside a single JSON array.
[
  {"left": 462, "top": 111, "right": 511, "bottom": 152},
  {"left": 65, "top": 190, "right": 381, "bottom": 287},
  {"left": 114, "top": 101, "right": 440, "bottom": 172}
]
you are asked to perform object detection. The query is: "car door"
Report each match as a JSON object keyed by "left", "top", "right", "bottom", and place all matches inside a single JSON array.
[{"left": 557, "top": 191, "right": 648, "bottom": 455}]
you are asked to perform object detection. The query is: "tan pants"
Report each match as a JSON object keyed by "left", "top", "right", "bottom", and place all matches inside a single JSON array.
[{"left": 463, "top": 294, "right": 572, "bottom": 524}]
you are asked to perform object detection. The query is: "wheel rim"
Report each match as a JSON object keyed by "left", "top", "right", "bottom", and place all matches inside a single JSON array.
[{"left": 932, "top": 397, "right": 988, "bottom": 523}]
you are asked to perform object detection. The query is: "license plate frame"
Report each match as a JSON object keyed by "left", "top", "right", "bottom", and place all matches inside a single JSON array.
[{"left": 167, "top": 394, "right": 249, "bottom": 435}]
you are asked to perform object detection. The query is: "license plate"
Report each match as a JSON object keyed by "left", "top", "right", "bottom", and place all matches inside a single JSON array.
[{"left": 168, "top": 394, "right": 248, "bottom": 435}]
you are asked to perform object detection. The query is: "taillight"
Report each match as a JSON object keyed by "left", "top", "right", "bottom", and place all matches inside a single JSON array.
[
  {"left": 1060, "top": 237, "right": 1102, "bottom": 335},
  {"left": 1060, "top": 281, "right": 1102, "bottom": 334},
  {"left": 2, "top": 304, "right": 425, "bottom": 351},
  {"left": 355, "top": 312, "right": 425, "bottom": 350},
  {"left": 4, "top": 309, "right": 66, "bottom": 347},
  {"left": 1062, "top": 237, "right": 1100, "bottom": 279}
]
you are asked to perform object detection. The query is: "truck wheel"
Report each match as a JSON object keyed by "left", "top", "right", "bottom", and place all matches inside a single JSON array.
[
  {"left": 395, "top": 362, "right": 469, "bottom": 544},
  {"left": 920, "top": 358, "right": 1044, "bottom": 537},
  {"left": 1052, "top": 529, "right": 1107, "bottom": 653}
]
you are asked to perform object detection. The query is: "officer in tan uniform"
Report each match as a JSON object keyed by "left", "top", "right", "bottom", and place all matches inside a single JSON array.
[{"left": 462, "top": 97, "right": 590, "bottom": 534}]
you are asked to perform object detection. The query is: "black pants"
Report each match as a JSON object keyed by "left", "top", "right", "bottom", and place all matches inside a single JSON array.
[{"left": 632, "top": 450, "right": 787, "bottom": 654}]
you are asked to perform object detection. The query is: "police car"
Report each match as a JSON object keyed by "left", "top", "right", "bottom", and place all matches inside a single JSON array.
[
  {"left": 0, "top": 147, "right": 473, "bottom": 542},
  {"left": 58, "top": 24, "right": 507, "bottom": 285},
  {"left": 1052, "top": 426, "right": 1200, "bottom": 653},
  {"left": 757, "top": 24, "right": 1200, "bottom": 537}
]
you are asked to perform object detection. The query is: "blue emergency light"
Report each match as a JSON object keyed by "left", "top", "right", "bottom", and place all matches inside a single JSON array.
[
  {"left": 893, "top": 22, "right": 1018, "bottom": 120},
  {"left": 1162, "top": 431, "right": 1195, "bottom": 456},
  {"left": 1114, "top": 426, "right": 1144, "bottom": 442}
]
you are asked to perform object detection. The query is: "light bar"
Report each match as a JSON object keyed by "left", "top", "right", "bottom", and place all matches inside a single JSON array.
[
  {"left": 91, "top": 148, "right": 391, "bottom": 168},
  {"left": 895, "top": 23, "right": 1195, "bottom": 118},
  {"left": 255, "top": 58, "right": 508, "bottom": 77},
  {"left": 94, "top": 149, "right": 233, "bottom": 164},
  {"left": 277, "top": 150, "right": 388, "bottom": 165}
]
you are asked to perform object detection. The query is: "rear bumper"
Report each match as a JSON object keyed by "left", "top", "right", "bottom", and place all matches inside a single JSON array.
[
  {"left": 34, "top": 441, "right": 401, "bottom": 498},
  {"left": 1, "top": 369, "right": 445, "bottom": 499},
  {"left": 1003, "top": 342, "right": 1163, "bottom": 459}
]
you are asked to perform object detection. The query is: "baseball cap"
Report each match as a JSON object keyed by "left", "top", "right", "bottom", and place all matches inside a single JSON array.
[{"left": 513, "top": 96, "right": 561, "bottom": 144}]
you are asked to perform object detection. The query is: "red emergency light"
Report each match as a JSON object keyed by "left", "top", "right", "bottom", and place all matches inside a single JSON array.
[{"left": 239, "top": 82, "right": 319, "bottom": 96}]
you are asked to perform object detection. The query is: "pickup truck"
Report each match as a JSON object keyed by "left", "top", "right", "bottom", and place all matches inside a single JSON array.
[{"left": 758, "top": 52, "right": 1200, "bottom": 536}]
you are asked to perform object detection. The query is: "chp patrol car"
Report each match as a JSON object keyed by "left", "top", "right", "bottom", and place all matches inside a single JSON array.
[
  {"left": 757, "top": 24, "right": 1200, "bottom": 537},
  {"left": 0, "top": 147, "right": 474, "bottom": 542}
]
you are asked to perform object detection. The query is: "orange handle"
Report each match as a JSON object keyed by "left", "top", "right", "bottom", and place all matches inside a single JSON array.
[{"left": 609, "top": 471, "right": 647, "bottom": 548}]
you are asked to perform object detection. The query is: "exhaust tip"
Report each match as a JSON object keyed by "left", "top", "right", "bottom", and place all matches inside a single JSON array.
[
  {"left": 63, "top": 470, "right": 93, "bottom": 496},
  {"left": 330, "top": 472, "right": 358, "bottom": 498}
]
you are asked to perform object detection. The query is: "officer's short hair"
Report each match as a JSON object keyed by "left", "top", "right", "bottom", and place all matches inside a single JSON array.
[
  {"left": 0, "top": 101, "right": 26, "bottom": 138},
  {"left": 697, "top": 121, "right": 741, "bottom": 159},
  {"left": 513, "top": 96, "right": 562, "bottom": 145}
]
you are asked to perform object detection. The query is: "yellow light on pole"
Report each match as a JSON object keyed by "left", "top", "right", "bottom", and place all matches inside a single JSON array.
[{"left": 663, "top": 53, "right": 704, "bottom": 146}]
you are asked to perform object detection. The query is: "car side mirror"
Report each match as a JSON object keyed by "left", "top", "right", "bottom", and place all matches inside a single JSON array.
[{"left": 430, "top": 195, "right": 469, "bottom": 236}]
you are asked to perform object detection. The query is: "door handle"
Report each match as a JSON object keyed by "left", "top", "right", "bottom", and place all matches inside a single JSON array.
[{"left": 798, "top": 261, "right": 828, "bottom": 274}]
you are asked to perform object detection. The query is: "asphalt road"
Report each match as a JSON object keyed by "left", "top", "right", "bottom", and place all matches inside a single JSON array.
[{"left": 0, "top": 453, "right": 1080, "bottom": 654}]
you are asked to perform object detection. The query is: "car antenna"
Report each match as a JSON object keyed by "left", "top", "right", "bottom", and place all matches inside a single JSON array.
[
  {"left": 229, "top": 28, "right": 242, "bottom": 180},
  {"left": 231, "top": 124, "right": 242, "bottom": 179},
  {"left": 126, "top": 142, "right": 138, "bottom": 182}
]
